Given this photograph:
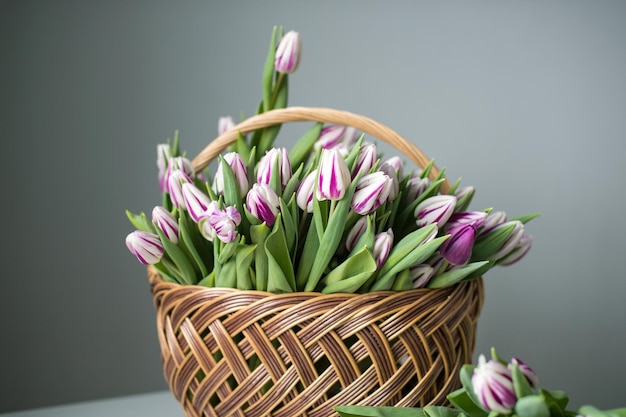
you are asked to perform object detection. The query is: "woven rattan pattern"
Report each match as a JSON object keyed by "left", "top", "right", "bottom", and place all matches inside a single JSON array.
[{"left": 148, "top": 267, "right": 484, "bottom": 417}]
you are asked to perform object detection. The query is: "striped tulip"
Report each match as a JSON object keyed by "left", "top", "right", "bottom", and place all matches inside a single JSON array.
[
  {"left": 274, "top": 30, "right": 301, "bottom": 74},
  {"left": 373, "top": 229, "right": 394, "bottom": 268},
  {"left": 218, "top": 116, "right": 235, "bottom": 135},
  {"left": 379, "top": 163, "right": 399, "bottom": 201},
  {"left": 296, "top": 170, "right": 317, "bottom": 213},
  {"left": 314, "top": 125, "right": 358, "bottom": 151},
  {"left": 345, "top": 216, "right": 368, "bottom": 252},
  {"left": 405, "top": 176, "right": 431, "bottom": 201},
  {"left": 125, "top": 231, "right": 164, "bottom": 265},
  {"left": 490, "top": 221, "right": 525, "bottom": 261},
  {"left": 182, "top": 183, "right": 214, "bottom": 223},
  {"left": 151, "top": 206, "right": 179, "bottom": 244},
  {"left": 316, "top": 149, "right": 351, "bottom": 201},
  {"left": 352, "top": 142, "right": 377, "bottom": 177},
  {"left": 246, "top": 183, "right": 281, "bottom": 226},
  {"left": 410, "top": 264, "right": 434, "bottom": 288},
  {"left": 480, "top": 211, "right": 507, "bottom": 235},
  {"left": 157, "top": 144, "right": 171, "bottom": 192},
  {"left": 439, "top": 223, "right": 478, "bottom": 265},
  {"left": 472, "top": 354, "right": 517, "bottom": 414},
  {"left": 351, "top": 171, "right": 393, "bottom": 215},
  {"left": 166, "top": 156, "right": 195, "bottom": 182},
  {"left": 499, "top": 233, "right": 533, "bottom": 266},
  {"left": 509, "top": 357, "right": 539, "bottom": 389},
  {"left": 209, "top": 206, "right": 242, "bottom": 243},
  {"left": 445, "top": 211, "right": 488, "bottom": 232},
  {"left": 257, "top": 148, "right": 292, "bottom": 191},
  {"left": 414, "top": 195, "right": 457, "bottom": 228},
  {"left": 166, "top": 169, "right": 192, "bottom": 209},
  {"left": 213, "top": 152, "right": 249, "bottom": 198}
]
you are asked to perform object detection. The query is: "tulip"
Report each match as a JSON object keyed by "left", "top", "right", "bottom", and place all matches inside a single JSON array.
[
  {"left": 182, "top": 183, "right": 214, "bottom": 223},
  {"left": 373, "top": 229, "right": 394, "bottom": 268},
  {"left": 499, "top": 234, "right": 533, "bottom": 266},
  {"left": 352, "top": 142, "right": 377, "bottom": 177},
  {"left": 166, "top": 156, "right": 195, "bottom": 181},
  {"left": 379, "top": 163, "right": 399, "bottom": 201},
  {"left": 472, "top": 354, "right": 517, "bottom": 414},
  {"left": 480, "top": 211, "right": 507, "bottom": 235},
  {"left": 151, "top": 206, "right": 179, "bottom": 244},
  {"left": 410, "top": 264, "right": 434, "bottom": 288},
  {"left": 345, "top": 216, "right": 368, "bottom": 252},
  {"left": 405, "top": 176, "right": 431, "bottom": 201},
  {"left": 213, "top": 152, "right": 249, "bottom": 198},
  {"left": 274, "top": 30, "right": 301, "bottom": 74},
  {"left": 296, "top": 170, "right": 317, "bottom": 213},
  {"left": 314, "top": 125, "right": 358, "bottom": 151},
  {"left": 351, "top": 171, "right": 393, "bottom": 215},
  {"left": 257, "top": 148, "right": 292, "bottom": 191},
  {"left": 125, "top": 230, "right": 164, "bottom": 265},
  {"left": 414, "top": 195, "right": 457, "bottom": 228},
  {"left": 157, "top": 144, "right": 171, "bottom": 192},
  {"left": 246, "top": 183, "right": 281, "bottom": 226},
  {"left": 316, "top": 149, "right": 351, "bottom": 201},
  {"left": 509, "top": 357, "right": 539, "bottom": 389},
  {"left": 166, "top": 169, "right": 192, "bottom": 209},
  {"left": 381, "top": 156, "right": 404, "bottom": 179},
  {"left": 209, "top": 206, "right": 242, "bottom": 243},
  {"left": 439, "top": 223, "right": 478, "bottom": 265},
  {"left": 218, "top": 116, "right": 235, "bottom": 135},
  {"left": 445, "top": 211, "right": 488, "bottom": 232},
  {"left": 490, "top": 221, "right": 525, "bottom": 261}
]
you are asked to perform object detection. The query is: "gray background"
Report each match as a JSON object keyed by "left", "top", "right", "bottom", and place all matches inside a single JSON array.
[{"left": 2, "top": 0, "right": 625, "bottom": 413}]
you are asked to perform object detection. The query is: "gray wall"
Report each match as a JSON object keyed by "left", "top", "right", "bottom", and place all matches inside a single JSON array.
[{"left": 2, "top": 0, "right": 625, "bottom": 412}]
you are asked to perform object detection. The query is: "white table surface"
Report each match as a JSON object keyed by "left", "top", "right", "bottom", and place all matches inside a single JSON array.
[{"left": 0, "top": 391, "right": 184, "bottom": 417}]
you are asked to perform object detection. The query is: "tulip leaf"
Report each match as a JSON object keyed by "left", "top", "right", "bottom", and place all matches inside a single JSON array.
[
  {"left": 348, "top": 215, "right": 375, "bottom": 257},
  {"left": 125, "top": 210, "right": 155, "bottom": 233},
  {"left": 322, "top": 247, "right": 377, "bottom": 293},
  {"left": 377, "top": 224, "right": 438, "bottom": 278},
  {"left": 447, "top": 388, "right": 489, "bottom": 417},
  {"left": 152, "top": 261, "right": 178, "bottom": 284},
  {"left": 197, "top": 270, "right": 214, "bottom": 287},
  {"left": 420, "top": 159, "right": 435, "bottom": 179},
  {"left": 578, "top": 406, "right": 626, "bottom": 417},
  {"left": 236, "top": 244, "right": 256, "bottom": 290},
  {"left": 541, "top": 389, "right": 570, "bottom": 414},
  {"left": 335, "top": 406, "right": 427, "bottom": 417},
  {"left": 215, "top": 257, "right": 237, "bottom": 289},
  {"left": 289, "top": 122, "right": 323, "bottom": 171},
  {"left": 283, "top": 163, "right": 304, "bottom": 200},
  {"left": 262, "top": 26, "right": 278, "bottom": 113},
  {"left": 279, "top": 198, "right": 297, "bottom": 254},
  {"left": 427, "top": 261, "right": 489, "bottom": 289},
  {"left": 154, "top": 227, "right": 196, "bottom": 285},
  {"left": 510, "top": 212, "right": 541, "bottom": 224},
  {"left": 218, "top": 235, "right": 240, "bottom": 264},
  {"left": 295, "top": 215, "right": 320, "bottom": 290},
  {"left": 471, "top": 222, "right": 517, "bottom": 261},
  {"left": 398, "top": 178, "right": 446, "bottom": 225},
  {"left": 423, "top": 405, "right": 466, "bottom": 417},
  {"left": 250, "top": 223, "right": 270, "bottom": 291},
  {"left": 234, "top": 131, "right": 250, "bottom": 164},
  {"left": 265, "top": 215, "right": 296, "bottom": 293},
  {"left": 511, "top": 363, "right": 533, "bottom": 398},
  {"left": 515, "top": 395, "right": 550, "bottom": 417},
  {"left": 458, "top": 364, "right": 486, "bottom": 415},
  {"left": 217, "top": 155, "right": 242, "bottom": 209},
  {"left": 313, "top": 197, "right": 329, "bottom": 241},
  {"left": 178, "top": 210, "right": 209, "bottom": 277},
  {"left": 391, "top": 268, "right": 412, "bottom": 291}
]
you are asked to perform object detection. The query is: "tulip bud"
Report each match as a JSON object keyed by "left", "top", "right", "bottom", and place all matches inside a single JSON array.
[
  {"left": 345, "top": 216, "right": 368, "bottom": 252},
  {"left": 166, "top": 156, "right": 195, "bottom": 181},
  {"left": 381, "top": 156, "right": 404, "bottom": 179},
  {"left": 257, "top": 148, "right": 292, "bottom": 191},
  {"left": 213, "top": 152, "right": 249, "bottom": 198},
  {"left": 166, "top": 169, "right": 192, "bottom": 209},
  {"left": 480, "top": 211, "right": 507, "bottom": 235},
  {"left": 151, "top": 206, "right": 179, "bottom": 244},
  {"left": 490, "top": 221, "right": 524, "bottom": 261},
  {"left": 379, "top": 163, "right": 399, "bottom": 201},
  {"left": 274, "top": 30, "right": 301, "bottom": 74},
  {"left": 296, "top": 170, "right": 317, "bottom": 213},
  {"left": 509, "top": 357, "right": 539, "bottom": 389},
  {"left": 182, "top": 183, "right": 214, "bottom": 223},
  {"left": 373, "top": 229, "right": 394, "bottom": 268},
  {"left": 314, "top": 125, "right": 358, "bottom": 151},
  {"left": 351, "top": 171, "right": 393, "bottom": 215},
  {"left": 209, "top": 206, "right": 242, "bottom": 243},
  {"left": 317, "top": 149, "right": 351, "bottom": 201},
  {"left": 410, "top": 264, "right": 434, "bottom": 288},
  {"left": 499, "top": 234, "right": 533, "bottom": 266},
  {"left": 218, "top": 116, "right": 235, "bottom": 135},
  {"left": 157, "top": 144, "right": 171, "bottom": 192},
  {"left": 414, "top": 195, "right": 457, "bottom": 228},
  {"left": 246, "top": 183, "right": 281, "bottom": 226},
  {"left": 472, "top": 354, "right": 517, "bottom": 414},
  {"left": 405, "top": 176, "right": 431, "bottom": 201},
  {"left": 125, "top": 230, "right": 164, "bottom": 265},
  {"left": 439, "top": 223, "right": 478, "bottom": 265},
  {"left": 353, "top": 142, "right": 377, "bottom": 177}
]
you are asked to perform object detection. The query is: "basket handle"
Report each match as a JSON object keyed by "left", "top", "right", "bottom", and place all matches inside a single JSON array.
[{"left": 191, "top": 106, "right": 450, "bottom": 192}]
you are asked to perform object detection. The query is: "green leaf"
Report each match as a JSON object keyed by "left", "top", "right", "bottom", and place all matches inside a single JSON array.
[
  {"left": 578, "top": 406, "right": 626, "bottom": 417},
  {"left": 178, "top": 210, "right": 209, "bottom": 277},
  {"left": 125, "top": 210, "right": 154, "bottom": 232},
  {"left": 321, "top": 246, "right": 377, "bottom": 293},
  {"left": 295, "top": 215, "right": 320, "bottom": 290},
  {"left": 427, "top": 261, "right": 489, "bottom": 289},
  {"left": 197, "top": 270, "right": 214, "bottom": 287},
  {"left": 335, "top": 406, "right": 427, "bottom": 417},
  {"left": 459, "top": 364, "right": 485, "bottom": 414},
  {"left": 154, "top": 227, "right": 196, "bottom": 285},
  {"left": 265, "top": 215, "right": 296, "bottom": 293},
  {"left": 234, "top": 131, "right": 250, "bottom": 163},
  {"left": 262, "top": 26, "right": 278, "bottom": 112},
  {"left": 391, "top": 268, "right": 412, "bottom": 291},
  {"left": 218, "top": 235, "right": 240, "bottom": 264},
  {"left": 289, "top": 122, "right": 323, "bottom": 170},
  {"left": 515, "top": 395, "right": 550, "bottom": 417},
  {"left": 279, "top": 198, "right": 297, "bottom": 254},
  {"left": 510, "top": 213, "right": 541, "bottom": 224},
  {"left": 250, "top": 223, "right": 270, "bottom": 291},
  {"left": 217, "top": 155, "right": 242, "bottom": 209},
  {"left": 447, "top": 388, "right": 489, "bottom": 417},
  {"left": 236, "top": 244, "right": 256, "bottom": 290},
  {"left": 471, "top": 222, "right": 517, "bottom": 261},
  {"left": 378, "top": 224, "right": 438, "bottom": 277},
  {"left": 511, "top": 363, "right": 533, "bottom": 398},
  {"left": 283, "top": 163, "right": 304, "bottom": 201},
  {"left": 541, "top": 389, "right": 570, "bottom": 412},
  {"left": 423, "top": 405, "right": 466, "bottom": 417},
  {"left": 215, "top": 257, "right": 236, "bottom": 288}
]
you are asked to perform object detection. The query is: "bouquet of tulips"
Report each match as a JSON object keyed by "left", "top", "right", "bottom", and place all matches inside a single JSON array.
[
  {"left": 125, "top": 27, "right": 537, "bottom": 293},
  {"left": 335, "top": 349, "right": 626, "bottom": 417}
]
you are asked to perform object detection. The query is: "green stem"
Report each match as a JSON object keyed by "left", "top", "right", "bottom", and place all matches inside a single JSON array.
[{"left": 269, "top": 73, "right": 285, "bottom": 110}]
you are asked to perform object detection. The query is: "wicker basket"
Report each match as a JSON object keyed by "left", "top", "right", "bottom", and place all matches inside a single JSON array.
[{"left": 148, "top": 107, "right": 485, "bottom": 417}]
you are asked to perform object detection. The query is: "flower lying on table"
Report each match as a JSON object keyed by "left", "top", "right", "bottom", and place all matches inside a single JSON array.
[
  {"left": 335, "top": 349, "right": 626, "bottom": 417},
  {"left": 125, "top": 26, "right": 537, "bottom": 293}
]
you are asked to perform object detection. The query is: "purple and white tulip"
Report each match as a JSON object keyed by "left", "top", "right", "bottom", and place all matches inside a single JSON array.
[
  {"left": 379, "top": 163, "right": 399, "bottom": 201},
  {"left": 296, "top": 169, "right": 317, "bottom": 213},
  {"left": 405, "top": 176, "right": 431, "bottom": 201},
  {"left": 472, "top": 354, "right": 517, "bottom": 414},
  {"left": 151, "top": 206, "right": 179, "bottom": 244},
  {"left": 481, "top": 211, "right": 507, "bottom": 235},
  {"left": 490, "top": 220, "right": 525, "bottom": 261},
  {"left": 257, "top": 147, "right": 292, "bottom": 191},
  {"left": 125, "top": 230, "right": 164, "bottom": 265},
  {"left": 352, "top": 142, "right": 377, "bottom": 177},
  {"left": 373, "top": 229, "right": 394, "bottom": 268},
  {"left": 439, "top": 223, "right": 478, "bottom": 265},
  {"left": 314, "top": 125, "right": 358, "bottom": 151},
  {"left": 218, "top": 116, "right": 235, "bottom": 135},
  {"left": 274, "top": 30, "right": 301, "bottom": 74},
  {"left": 414, "top": 195, "right": 457, "bottom": 228},
  {"left": 182, "top": 183, "right": 214, "bottom": 223},
  {"left": 381, "top": 156, "right": 404, "bottom": 179},
  {"left": 316, "top": 149, "right": 351, "bottom": 201},
  {"left": 208, "top": 206, "right": 242, "bottom": 243},
  {"left": 213, "top": 152, "right": 249, "bottom": 198},
  {"left": 499, "top": 233, "right": 533, "bottom": 266},
  {"left": 157, "top": 144, "right": 171, "bottom": 192},
  {"left": 166, "top": 156, "right": 195, "bottom": 181},
  {"left": 509, "top": 357, "right": 539, "bottom": 389},
  {"left": 166, "top": 169, "right": 192, "bottom": 209},
  {"left": 345, "top": 216, "right": 368, "bottom": 252},
  {"left": 351, "top": 171, "right": 393, "bottom": 215},
  {"left": 246, "top": 183, "right": 281, "bottom": 226},
  {"left": 445, "top": 211, "right": 488, "bottom": 232},
  {"left": 410, "top": 264, "right": 434, "bottom": 288}
]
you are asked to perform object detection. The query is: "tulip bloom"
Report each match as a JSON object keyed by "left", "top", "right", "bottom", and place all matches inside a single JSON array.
[
  {"left": 445, "top": 211, "right": 488, "bottom": 232},
  {"left": 166, "top": 156, "right": 195, "bottom": 181},
  {"left": 509, "top": 357, "right": 539, "bottom": 389},
  {"left": 352, "top": 142, "right": 377, "bottom": 177},
  {"left": 218, "top": 116, "right": 235, "bottom": 135},
  {"left": 157, "top": 144, "right": 171, "bottom": 192},
  {"left": 472, "top": 354, "right": 517, "bottom": 414},
  {"left": 490, "top": 221, "right": 525, "bottom": 261},
  {"left": 351, "top": 171, "right": 393, "bottom": 215},
  {"left": 381, "top": 156, "right": 403, "bottom": 179},
  {"left": 373, "top": 229, "right": 394, "bottom": 268},
  {"left": 316, "top": 149, "right": 351, "bottom": 201},
  {"left": 414, "top": 195, "right": 457, "bottom": 228},
  {"left": 209, "top": 206, "right": 242, "bottom": 243},
  {"left": 439, "top": 223, "right": 478, "bottom": 265},
  {"left": 345, "top": 216, "right": 368, "bottom": 252},
  {"left": 213, "top": 152, "right": 249, "bottom": 198},
  {"left": 257, "top": 148, "right": 292, "bottom": 191},
  {"left": 296, "top": 170, "right": 317, "bottom": 213},
  {"left": 410, "top": 264, "right": 434, "bottom": 288},
  {"left": 182, "top": 183, "right": 214, "bottom": 223},
  {"left": 314, "top": 125, "right": 358, "bottom": 151},
  {"left": 246, "top": 183, "right": 281, "bottom": 226},
  {"left": 405, "top": 176, "right": 430, "bottom": 201},
  {"left": 499, "top": 234, "right": 533, "bottom": 266},
  {"left": 125, "top": 230, "right": 164, "bottom": 265},
  {"left": 480, "top": 211, "right": 507, "bottom": 235},
  {"left": 166, "top": 169, "right": 192, "bottom": 209},
  {"left": 379, "top": 163, "right": 399, "bottom": 201},
  {"left": 151, "top": 206, "right": 179, "bottom": 244},
  {"left": 274, "top": 31, "right": 301, "bottom": 74}
]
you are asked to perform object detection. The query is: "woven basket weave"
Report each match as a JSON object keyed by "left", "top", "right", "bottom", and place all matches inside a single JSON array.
[{"left": 148, "top": 107, "right": 485, "bottom": 417}]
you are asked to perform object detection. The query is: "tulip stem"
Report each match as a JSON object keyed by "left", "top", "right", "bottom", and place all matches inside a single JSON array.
[{"left": 270, "top": 73, "right": 285, "bottom": 109}]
